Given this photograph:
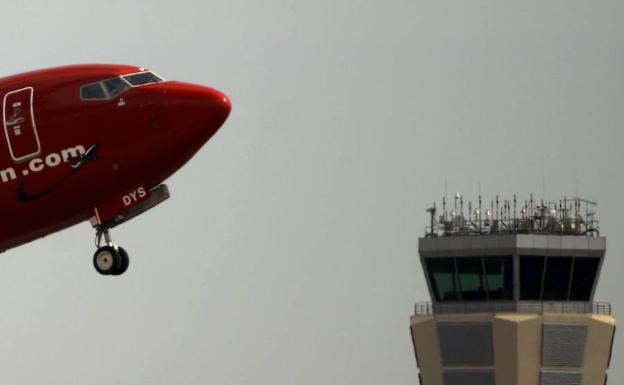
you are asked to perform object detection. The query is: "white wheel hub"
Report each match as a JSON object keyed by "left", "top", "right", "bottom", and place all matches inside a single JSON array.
[{"left": 96, "top": 250, "right": 115, "bottom": 271}]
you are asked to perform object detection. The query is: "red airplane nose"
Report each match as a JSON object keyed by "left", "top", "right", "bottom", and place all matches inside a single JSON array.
[
  {"left": 208, "top": 89, "right": 231, "bottom": 127},
  {"left": 164, "top": 82, "right": 232, "bottom": 145}
]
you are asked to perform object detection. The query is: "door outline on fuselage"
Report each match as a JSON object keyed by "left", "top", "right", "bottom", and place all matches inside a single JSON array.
[{"left": 3, "top": 87, "right": 41, "bottom": 163}]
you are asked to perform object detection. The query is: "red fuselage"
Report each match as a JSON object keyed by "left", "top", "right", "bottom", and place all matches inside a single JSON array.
[{"left": 0, "top": 64, "right": 231, "bottom": 252}]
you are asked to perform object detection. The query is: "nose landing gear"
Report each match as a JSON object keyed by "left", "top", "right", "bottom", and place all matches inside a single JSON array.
[
  {"left": 89, "top": 184, "right": 170, "bottom": 276},
  {"left": 94, "top": 229, "right": 129, "bottom": 276}
]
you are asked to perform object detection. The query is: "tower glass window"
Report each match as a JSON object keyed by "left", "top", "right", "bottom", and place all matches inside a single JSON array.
[
  {"left": 570, "top": 257, "right": 600, "bottom": 301},
  {"left": 543, "top": 257, "right": 573, "bottom": 300},
  {"left": 520, "top": 256, "right": 545, "bottom": 300},
  {"left": 457, "top": 258, "right": 487, "bottom": 300},
  {"left": 426, "top": 258, "right": 458, "bottom": 301},
  {"left": 484, "top": 257, "right": 513, "bottom": 300}
]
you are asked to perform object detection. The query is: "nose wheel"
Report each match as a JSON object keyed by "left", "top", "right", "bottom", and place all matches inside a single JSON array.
[{"left": 94, "top": 229, "right": 129, "bottom": 275}]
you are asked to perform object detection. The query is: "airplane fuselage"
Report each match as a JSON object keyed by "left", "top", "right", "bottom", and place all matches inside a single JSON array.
[{"left": 0, "top": 64, "right": 231, "bottom": 259}]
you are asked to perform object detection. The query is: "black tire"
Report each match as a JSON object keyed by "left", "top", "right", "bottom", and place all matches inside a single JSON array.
[
  {"left": 93, "top": 246, "right": 122, "bottom": 275},
  {"left": 111, "top": 247, "right": 130, "bottom": 276}
]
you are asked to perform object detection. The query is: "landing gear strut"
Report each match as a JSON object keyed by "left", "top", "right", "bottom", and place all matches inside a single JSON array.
[
  {"left": 89, "top": 184, "right": 170, "bottom": 276},
  {"left": 94, "top": 229, "right": 129, "bottom": 276}
]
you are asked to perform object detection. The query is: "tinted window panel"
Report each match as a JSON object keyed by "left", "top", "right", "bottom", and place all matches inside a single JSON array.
[
  {"left": 81, "top": 83, "right": 106, "bottom": 99},
  {"left": 123, "top": 72, "right": 162, "bottom": 86},
  {"left": 520, "top": 256, "right": 545, "bottom": 300},
  {"left": 485, "top": 257, "right": 514, "bottom": 300},
  {"left": 543, "top": 257, "right": 573, "bottom": 300},
  {"left": 570, "top": 258, "right": 600, "bottom": 301},
  {"left": 102, "top": 78, "right": 130, "bottom": 98},
  {"left": 457, "top": 257, "right": 487, "bottom": 300},
  {"left": 426, "top": 258, "right": 458, "bottom": 301}
]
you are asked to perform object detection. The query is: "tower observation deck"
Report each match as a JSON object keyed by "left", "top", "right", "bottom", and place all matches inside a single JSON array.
[{"left": 410, "top": 195, "right": 615, "bottom": 385}]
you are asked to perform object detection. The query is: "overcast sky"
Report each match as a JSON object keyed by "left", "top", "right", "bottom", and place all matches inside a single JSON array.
[{"left": 0, "top": 1, "right": 622, "bottom": 384}]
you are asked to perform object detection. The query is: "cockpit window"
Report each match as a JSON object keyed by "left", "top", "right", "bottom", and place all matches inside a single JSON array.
[
  {"left": 81, "top": 77, "right": 129, "bottom": 100},
  {"left": 81, "top": 82, "right": 107, "bottom": 100},
  {"left": 81, "top": 71, "right": 165, "bottom": 101},
  {"left": 123, "top": 72, "right": 163, "bottom": 86},
  {"left": 102, "top": 77, "right": 130, "bottom": 98}
]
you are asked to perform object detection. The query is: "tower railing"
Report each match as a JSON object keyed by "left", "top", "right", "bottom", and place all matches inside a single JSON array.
[{"left": 413, "top": 301, "right": 612, "bottom": 316}]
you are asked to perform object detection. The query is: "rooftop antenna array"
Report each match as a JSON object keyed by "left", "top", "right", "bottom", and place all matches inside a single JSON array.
[{"left": 425, "top": 193, "right": 599, "bottom": 238}]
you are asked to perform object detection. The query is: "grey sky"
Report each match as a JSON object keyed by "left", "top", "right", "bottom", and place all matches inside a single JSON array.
[{"left": 0, "top": 0, "right": 622, "bottom": 384}]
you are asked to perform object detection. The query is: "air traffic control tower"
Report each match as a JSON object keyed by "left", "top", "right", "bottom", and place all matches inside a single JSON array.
[{"left": 410, "top": 195, "right": 615, "bottom": 385}]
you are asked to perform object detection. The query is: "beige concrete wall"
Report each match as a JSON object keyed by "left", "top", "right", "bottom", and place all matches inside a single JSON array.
[
  {"left": 492, "top": 315, "right": 518, "bottom": 385},
  {"left": 410, "top": 313, "right": 615, "bottom": 385},
  {"left": 513, "top": 314, "right": 542, "bottom": 385},
  {"left": 583, "top": 315, "right": 615, "bottom": 385},
  {"left": 492, "top": 314, "right": 542, "bottom": 385},
  {"left": 541, "top": 313, "right": 615, "bottom": 385},
  {"left": 410, "top": 316, "right": 443, "bottom": 385}
]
